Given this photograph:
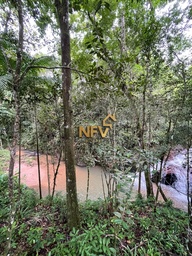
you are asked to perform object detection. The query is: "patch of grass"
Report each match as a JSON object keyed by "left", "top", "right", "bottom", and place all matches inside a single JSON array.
[{"left": 0, "top": 149, "right": 10, "bottom": 174}]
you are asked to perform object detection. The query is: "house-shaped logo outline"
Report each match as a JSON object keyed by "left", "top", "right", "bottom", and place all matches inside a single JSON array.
[{"left": 102, "top": 114, "right": 116, "bottom": 129}]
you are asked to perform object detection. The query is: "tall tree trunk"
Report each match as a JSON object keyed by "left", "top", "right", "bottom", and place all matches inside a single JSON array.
[
  {"left": 55, "top": 0, "right": 79, "bottom": 229},
  {"left": 141, "top": 83, "right": 146, "bottom": 151},
  {"left": 142, "top": 81, "right": 153, "bottom": 198},
  {"left": 142, "top": 57, "right": 154, "bottom": 198},
  {"left": 7, "top": 0, "right": 24, "bottom": 253},
  {"left": 120, "top": 11, "right": 126, "bottom": 57}
]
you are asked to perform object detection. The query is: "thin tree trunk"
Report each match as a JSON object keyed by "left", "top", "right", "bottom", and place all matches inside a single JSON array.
[
  {"left": 86, "top": 166, "right": 90, "bottom": 200},
  {"left": 101, "top": 170, "right": 106, "bottom": 200},
  {"left": 52, "top": 151, "right": 62, "bottom": 198},
  {"left": 46, "top": 150, "right": 51, "bottom": 196},
  {"left": 154, "top": 119, "right": 172, "bottom": 208},
  {"left": 55, "top": 0, "right": 79, "bottom": 228},
  {"left": 187, "top": 146, "right": 190, "bottom": 215},
  {"left": 7, "top": 0, "right": 23, "bottom": 253},
  {"left": 154, "top": 157, "right": 168, "bottom": 212},
  {"left": 147, "top": 109, "right": 154, "bottom": 198},
  {"left": 138, "top": 166, "right": 142, "bottom": 196},
  {"left": 144, "top": 160, "right": 153, "bottom": 198},
  {"left": 120, "top": 11, "right": 126, "bottom": 57},
  {"left": 141, "top": 82, "right": 146, "bottom": 150},
  {"left": 187, "top": 119, "right": 192, "bottom": 254},
  {"left": 148, "top": 112, "right": 151, "bottom": 145},
  {"left": 155, "top": 158, "right": 163, "bottom": 203},
  {"left": 141, "top": 81, "right": 151, "bottom": 197},
  {"left": 51, "top": 93, "right": 63, "bottom": 198},
  {"left": 18, "top": 118, "right": 22, "bottom": 198},
  {"left": 186, "top": 119, "right": 191, "bottom": 215},
  {"left": 159, "top": 186, "right": 168, "bottom": 202},
  {"left": 34, "top": 105, "right": 42, "bottom": 199}
]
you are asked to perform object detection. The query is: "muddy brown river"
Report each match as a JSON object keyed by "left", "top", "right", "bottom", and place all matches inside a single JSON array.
[
  {"left": 14, "top": 151, "right": 108, "bottom": 201},
  {"left": 14, "top": 150, "right": 188, "bottom": 211}
]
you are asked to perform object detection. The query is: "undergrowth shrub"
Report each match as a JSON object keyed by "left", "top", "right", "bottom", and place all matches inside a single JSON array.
[
  {"left": 0, "top": 175, "right": 189, "bottom": 255},
  {"left": 50, "top": 224, "right": 116, "bottom": 256}
]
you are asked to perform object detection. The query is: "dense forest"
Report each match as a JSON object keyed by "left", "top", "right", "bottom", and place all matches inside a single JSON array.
[{"left": 0, "top": 0, "right": 192, "bottom": 255}]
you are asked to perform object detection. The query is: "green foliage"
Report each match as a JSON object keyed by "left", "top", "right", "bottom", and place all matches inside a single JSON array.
[
  {"left": 0, "top": 74, "right": 12, "bottom": 94},
  {"left": 27, "top": 227, "right": 45, "bottom": 253},
  {"left": 51, "top": 198, "right": 188, "bottom": 256},
  {"left": 0, "top": 179, "right": 189, "bottom": 255},
  {"left": 0, "top": 0, "right": 192, "bottom": 254},
  {"left": 0, "top": 174, "right": 38, "bottom": 220},
  {"left": 0, "top": 174, "right": 10, "bottom": 219},
  {"left": 53, "top": 224, "right": 116, "bottom": 256},
  {"left": 0, "top": 149, "right": 10, "bottom": 173}
]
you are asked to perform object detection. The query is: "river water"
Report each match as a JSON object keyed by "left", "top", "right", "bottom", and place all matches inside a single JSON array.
[
  {"left": 14, "top": 148, "right": 191, "bottom": 211},
  {"left": 15, "top": 151, "right": 108, "bottom": 201},
  {"left": 133, "top": 147, "right": 191, "bottom": 212}
]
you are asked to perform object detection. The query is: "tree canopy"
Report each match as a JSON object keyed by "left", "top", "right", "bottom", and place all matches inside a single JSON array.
[{"left": 0, "top": 0, "right": 192, "bottom": 254}]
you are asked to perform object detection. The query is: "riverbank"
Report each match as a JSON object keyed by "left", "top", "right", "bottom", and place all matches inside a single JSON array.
[
  {"left": 17, "top": 150, "right": 188, "bottom": 211},
  {"left": 0, "top": 148, "right": 188, "bottom": 211}
]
